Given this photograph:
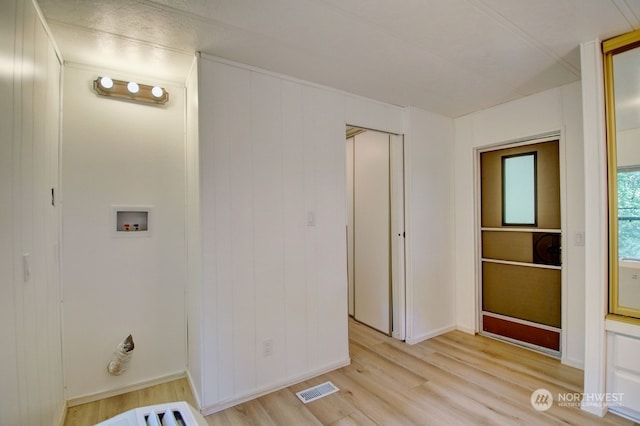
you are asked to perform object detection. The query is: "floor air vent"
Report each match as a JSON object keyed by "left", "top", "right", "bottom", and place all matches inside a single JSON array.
[
  {"left": 95, "top": 401, "right": 207, "bottom": 425},
  {"left": 296, "top": 381, "right": 339, "bottom": 404}
]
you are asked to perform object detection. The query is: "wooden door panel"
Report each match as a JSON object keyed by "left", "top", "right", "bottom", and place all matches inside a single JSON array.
[
  {"left": 482, "top": 262, "right": 561, "bottom": 328},
  {"left": 482, "top": 231, "right": 561, "bottom": 266},
  {"left": 482, "top": 315, "right": 560, "bottom": 351},
  {"left": 482, "top": 231, "right": 533, "bottom": 263}
]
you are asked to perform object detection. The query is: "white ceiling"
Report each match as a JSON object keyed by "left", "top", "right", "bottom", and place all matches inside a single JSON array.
[{"left": 38, "top": 0, "right": 640, "bottom": 117}]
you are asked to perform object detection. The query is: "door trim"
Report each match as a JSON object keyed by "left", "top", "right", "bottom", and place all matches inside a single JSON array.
[
  {"left": 474, "top": 132, "right": 566, "bottom": 358},
  {"left": 389, "top": 134, "right": 406, "bottom": 340}
]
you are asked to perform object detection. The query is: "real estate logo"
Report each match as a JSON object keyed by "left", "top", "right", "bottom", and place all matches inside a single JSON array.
[
  {"left": 530, "top": 388, "right": 553, "bottom": 411},
  {"left": 530, "top": 388, "right": 625, "bottom": 411}
]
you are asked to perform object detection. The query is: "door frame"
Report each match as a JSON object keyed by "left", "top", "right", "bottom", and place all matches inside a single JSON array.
[
  {"left": 474, "top": 131, "right": 567, "bottom": 357},
  {"left": 346, "top": 125, "right": 406, "bottom": 341}
]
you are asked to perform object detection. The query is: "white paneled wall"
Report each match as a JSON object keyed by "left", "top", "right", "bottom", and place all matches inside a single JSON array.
[
  {"left": 561, "top": 82, "right": 586, "bottom": 368},
  {"left": 405, "top": 107, "right": 456, "bottom": 343},
  {"left": 0, "top": 0, "right": 65, "bottom": 424},
  {"left": 0, "top": 2, "right": 20, "bottom": 423},
  {"left": 61, "top": 65, "right": 187, "bottom": 402},
  {"left": 191, "top": 55, "right": 405, "bottom": 413}
]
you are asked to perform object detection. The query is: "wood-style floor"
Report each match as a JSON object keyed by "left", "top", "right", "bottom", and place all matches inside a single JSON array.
[
  {"left": 63, "top": 378, "right": 197, "bottom": 425},
  {"left": 65, "top": 319, "right": 637, "bottom": 425}
]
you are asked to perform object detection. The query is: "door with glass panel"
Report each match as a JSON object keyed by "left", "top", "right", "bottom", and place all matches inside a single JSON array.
[{"left": 480, "top": 139, "right": 561, "bottom": 355}]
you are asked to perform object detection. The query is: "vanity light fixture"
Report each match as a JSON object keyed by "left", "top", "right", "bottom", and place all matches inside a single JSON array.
[
  {"left": 151, "top": 86, "right": 163, "bottom": 98},
  {"left": 126, "top": 81, "right": 139, "bottom": 94},
  {"left": 99, "top": 76, "right": 114, "bottom": 89},
  {"left": 93, "top": 76, "right": 169, "bottom": 105}
]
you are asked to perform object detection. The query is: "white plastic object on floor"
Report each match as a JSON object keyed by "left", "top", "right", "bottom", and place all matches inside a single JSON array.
[{"left": 94, "top": 401, "right": 207, "bottom": 426}]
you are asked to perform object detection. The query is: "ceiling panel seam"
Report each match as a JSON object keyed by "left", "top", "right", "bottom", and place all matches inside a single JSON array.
[
  {"left": 612, "top": 0, "right": 640, "bottom": 29},
  {"left": 132, "top": 0, "right": 375, "bottom": 68},
  {"left": 136, "top": 0, "right": 220, "bottom": 24},
  {"left": 135, "top": 0, "right": 512, "bottom": 108},
  {"left": 46, "top": 19, "right": 193, "bottom": 56},
  {"left": 470, "top": 0, "right": 580, "bottom": 77},
  {"left": 314, "top": 0, "right": 528, "bottom": 97}
]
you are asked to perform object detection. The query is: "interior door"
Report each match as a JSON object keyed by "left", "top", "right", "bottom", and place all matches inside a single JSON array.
[
  {"left": 480, "top": 139, "right": 562, "bottom": 354},
  {"left": 353, "top": 130, "right": 391, "bottom": 334},
  {"left": 347, "top": 129, "right": 405, "bottom": 338}
]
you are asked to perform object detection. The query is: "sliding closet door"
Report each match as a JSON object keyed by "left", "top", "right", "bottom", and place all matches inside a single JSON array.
[{"left": 353, "top": 131, "right": 391, "bottom": 335}]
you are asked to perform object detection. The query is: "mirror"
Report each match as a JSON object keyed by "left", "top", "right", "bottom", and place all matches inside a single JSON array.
[{"left": 604, "top": 29, "right": 640, "bottom": 319}]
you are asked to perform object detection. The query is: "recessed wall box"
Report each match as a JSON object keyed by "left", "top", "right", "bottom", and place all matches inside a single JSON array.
[{"left": 112, "top": 206, "right": 152, "bottom": 237}]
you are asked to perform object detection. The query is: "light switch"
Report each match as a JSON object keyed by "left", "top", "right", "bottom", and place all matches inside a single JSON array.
[
  {"left": 307, "top": 211, "right": 316, "bottom": 227},
  {"left": 23, "top": 253, "right": 31, "bottom": 282},
  {"left": 574, "top": 232, "right": 584, "bottom": 246}
]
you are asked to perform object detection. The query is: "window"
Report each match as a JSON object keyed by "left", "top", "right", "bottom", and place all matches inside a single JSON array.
[{"left": 618, "top": 168, "right": 640, "bottom": 260}]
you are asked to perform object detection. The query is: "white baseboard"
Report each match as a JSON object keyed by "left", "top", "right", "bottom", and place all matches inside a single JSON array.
[
  {"left": 581, "top": 401, "right": 607, "bottom": 417},
  {"left": 456, "top": 325, "right": 476, "bottom": 335},
  {"left": 185, "top": 369, "right": 202, "bottom": 410},
  {"left": 405, "top": 324, "right": 456, "bottom": 345},
  {"left": 561, "top": 356, "right": 584, "bottom": 370},
  {"left": 57, "top": 400, "right": 67, "bottom": 426},
  {"left": 200, "top": 358, "right": 351, "bottom": 416},
  {"left": 66, "top": 371, "right": 187, "bottom": 407}
]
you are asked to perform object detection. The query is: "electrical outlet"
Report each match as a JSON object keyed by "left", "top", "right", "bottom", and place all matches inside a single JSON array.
[{"left": 263, "top": 338, "right": 273, "bottom": 357}]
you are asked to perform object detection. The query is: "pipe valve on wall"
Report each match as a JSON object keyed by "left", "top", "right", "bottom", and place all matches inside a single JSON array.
[{"left": 107, "top": 334, "right": 135, "bottom": 375}]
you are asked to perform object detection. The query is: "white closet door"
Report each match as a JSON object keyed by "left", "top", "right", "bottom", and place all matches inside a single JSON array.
[
  {"left": 354, "top": 131, "right": 390, "bottom": 334},
  {"left": 346, "top": 137, "right": 355, "bottom": 317}
]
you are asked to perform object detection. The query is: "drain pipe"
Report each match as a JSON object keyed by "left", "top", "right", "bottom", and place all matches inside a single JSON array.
[{"left": 107, "top": 334, "right": 135, "bottom": 375}]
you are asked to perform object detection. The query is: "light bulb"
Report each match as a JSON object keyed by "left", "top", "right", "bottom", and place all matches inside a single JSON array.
[
  {"left": 100, "top": 76, "right": 113, "bottom": 89},
  {"left": 151, "top": 86, "right": 164, "bottom": 98},
  {"left": 127, "top": 81, "right": 139, "bottom": 94}
]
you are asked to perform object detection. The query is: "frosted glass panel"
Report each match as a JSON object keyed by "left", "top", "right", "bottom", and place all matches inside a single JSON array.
[{"left": 503, "top": 153, "right": 536, "bottom": 225}]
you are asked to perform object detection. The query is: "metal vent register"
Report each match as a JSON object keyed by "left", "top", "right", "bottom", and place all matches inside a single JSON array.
[
  {"left": 95, "top": 401, "right": 207, "bottom": 426},
  {"left": 296, "top": 381, "right": 339, "bottom": 403}
]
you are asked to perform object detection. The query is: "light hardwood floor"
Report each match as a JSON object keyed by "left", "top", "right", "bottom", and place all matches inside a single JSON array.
[{"left": 65, "top": 319, "right": 637, "bottom": 425}]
